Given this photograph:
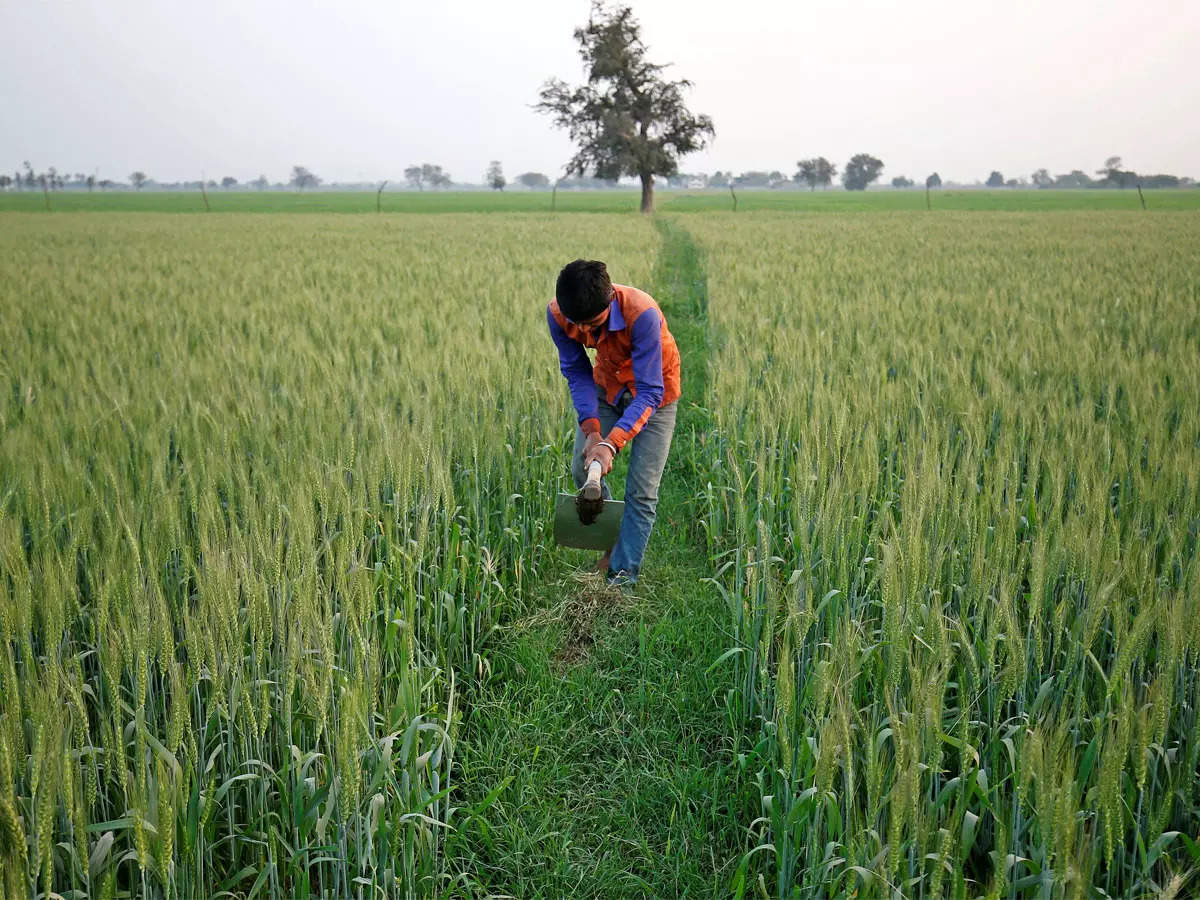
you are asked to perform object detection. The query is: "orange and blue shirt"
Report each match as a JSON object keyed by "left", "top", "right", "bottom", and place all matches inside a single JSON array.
[{"left": 547, "top": 283, "right": 681, "bottom": 451}]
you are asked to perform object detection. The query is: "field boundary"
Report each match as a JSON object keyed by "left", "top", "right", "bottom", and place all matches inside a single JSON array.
[{"left": 4, "top": 188, "right": 1200, "bottom": 214}]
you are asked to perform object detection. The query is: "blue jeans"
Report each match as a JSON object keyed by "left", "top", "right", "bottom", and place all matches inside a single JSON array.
[{"left": 571, "top": 386, "right": 678, "bottom": 584}]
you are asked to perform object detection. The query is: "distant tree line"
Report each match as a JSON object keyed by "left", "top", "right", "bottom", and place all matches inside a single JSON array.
[
  {"left": 652, "top": 155, "right": 1192, "bottom": 192},
  {"left": 2, "top": 154, "right": 1192, "bottom": 194},
  {"left": 0, "top": 161, "right": 620, "bottom": 193},
  {"left": 980, "top": 157, "right": 1190, "bottom": 190},
  {"left": 1, "top": 161, "right": 105, "bottom": 192},
  {"left": 0, "top": 162, "right": 276, "bottom": 192},
  {"left": 646, "top": 155, "right": 893, "bottom": 191}
]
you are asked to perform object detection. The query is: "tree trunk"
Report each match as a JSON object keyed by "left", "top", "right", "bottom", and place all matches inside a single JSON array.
[{"left": 639, "top": 172, "right": 654, "bottom": 214}]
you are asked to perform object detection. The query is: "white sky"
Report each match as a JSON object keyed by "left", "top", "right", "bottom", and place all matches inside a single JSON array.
[{"left": 2, "top": 0, "right": 1198, "bottom": 186}]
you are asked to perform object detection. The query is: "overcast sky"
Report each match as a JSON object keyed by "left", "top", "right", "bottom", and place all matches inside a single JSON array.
[{"left": 3, "top": 0, "right": 1198, "bottom": 186}]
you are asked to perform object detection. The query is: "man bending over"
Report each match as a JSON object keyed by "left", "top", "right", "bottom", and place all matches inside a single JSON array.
[{"left": 547, "top": 259, "right": 681, "bottom": 587}]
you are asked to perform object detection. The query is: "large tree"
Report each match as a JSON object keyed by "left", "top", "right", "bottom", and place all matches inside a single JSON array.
[
  {"left": 536, "top": 3, "right": 714, "bottom": 213},
  {"left": 794, "top": 157, "right": 836, "bottom": 191},
  {"left": 130, "top": 171, "right": 148, "bottom": 190},
  {"left": 986, "top": 170, "right": 1005, "bottom": 188},
  {"left": 842, "top": 154, "right": 883, "bottom": 191}
]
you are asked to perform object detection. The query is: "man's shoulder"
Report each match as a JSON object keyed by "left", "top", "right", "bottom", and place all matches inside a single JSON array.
[
  {"left": 612, "top": 283, "right": 655, "bottom": 303},
  {"left": 613, "top": 284, "right": 663, "bottom": 328},
  {"left": 612, "top": 284, "right": 660, "bottom": 314}
]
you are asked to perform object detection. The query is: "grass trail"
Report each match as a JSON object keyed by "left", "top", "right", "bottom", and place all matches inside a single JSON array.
[{"left": 445, "top": 220, "right": 753, "bottom": 897}]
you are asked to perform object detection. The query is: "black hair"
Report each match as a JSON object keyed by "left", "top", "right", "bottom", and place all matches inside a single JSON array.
[{"left": 555, "top": 259, "right": 612, "bottom": 322}]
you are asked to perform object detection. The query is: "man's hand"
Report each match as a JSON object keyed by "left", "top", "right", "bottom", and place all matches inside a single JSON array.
[
  {"left": 585, "top": 440, "right": 616, "bottom": 476},
  {"left": 581, "top": 431, "right": 602, "bottom": 463}
]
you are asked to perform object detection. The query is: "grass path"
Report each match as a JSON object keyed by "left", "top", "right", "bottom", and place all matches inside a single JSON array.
[{"left": 445, "top": 220, "right": 754, "bottom": 897}]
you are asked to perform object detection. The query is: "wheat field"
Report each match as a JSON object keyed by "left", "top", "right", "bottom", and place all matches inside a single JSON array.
[
  {"left": 4, "top": 205, "right": 1200, "bottom": 898},
  {"left": 689, "top": 211, "right": 1200, "bottom": 897},
  {"left": 0, "top": 212, "right": 653, "bottom": 898}
]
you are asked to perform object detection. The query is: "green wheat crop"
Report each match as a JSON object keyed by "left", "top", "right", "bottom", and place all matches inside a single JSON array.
[
  {"left": 0, "top": 212, "right": 653, "bottom": 898},
  {"left": 690, "top": 210, "right": 1200, "bottom": 898}
]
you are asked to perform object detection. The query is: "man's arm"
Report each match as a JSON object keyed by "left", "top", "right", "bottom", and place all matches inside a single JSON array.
[
  {"left": 606, "top": 308, "right": 664, "bottom": 451},
  {"left": 547, "top": 305, "right": 601, "bottom": 435}
]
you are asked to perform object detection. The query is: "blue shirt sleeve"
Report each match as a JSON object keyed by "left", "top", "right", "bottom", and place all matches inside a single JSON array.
[
  {"left": 547, "top": 305, "right": 599, "bottom": 425},
  {"left": 613, "top": 308, "right": 664, "bottom": 436}
]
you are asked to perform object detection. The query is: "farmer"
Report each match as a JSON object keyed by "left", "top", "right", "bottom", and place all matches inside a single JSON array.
[{"left": 547, "top": 259, "right": 681, "bottom": 586}]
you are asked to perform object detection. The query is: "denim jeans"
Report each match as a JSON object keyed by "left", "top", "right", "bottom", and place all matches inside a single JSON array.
[{"left": 570, "top": 386, "right": 677, "bottom": 584}]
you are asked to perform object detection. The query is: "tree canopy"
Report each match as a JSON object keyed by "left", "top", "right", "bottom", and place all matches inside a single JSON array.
[
  {"left": 795, "top": 157, "right": 836, "bottom": 191},
  {"left": 1096, "top": 155, "right": 1140, "bottom": 188},
  {"left": 515, "top": 172, "right": 551, "bottom": 189},
  {"left": 290, "top": 166, "right": 320, "bottom": 190},
  {"left": 404, "top": 164, "right": 451, "bottom": 191},
  {"left": 486, "top": 161, "right": 506, "bottom": 191},
  {"left": 536, "top": 2, "right": 713, "bottom": 213},
  {"left": 842, "top": 154, "right": 883, "bottom": 191}
]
